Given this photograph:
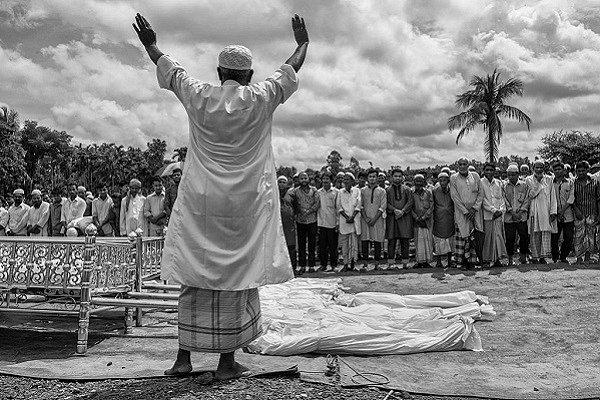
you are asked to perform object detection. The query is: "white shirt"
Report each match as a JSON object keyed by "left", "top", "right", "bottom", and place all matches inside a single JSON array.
[
  {"left": 27, "top": 201, "right": 50, "bottom": 236},
  {"left": 8, "top": 202, "right": 30, "bottom": 235},
  {"left": 61, "top": 196, "right": 86, "bottom": 224},
  {"left": 156, "top": 55, "right": 298, "bottom": 290},
  {"left": 481, "top": 177, "right": 506, "bottom": 221},
  {"left": 336, "top": 186, "right": 362, "bottom": 235}
]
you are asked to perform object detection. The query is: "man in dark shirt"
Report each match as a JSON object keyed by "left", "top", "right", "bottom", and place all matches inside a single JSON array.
[
  {"left": 48, "top": 187, "right": 64, "bottom": 236},
  {"left": 164, "top": 167, "right": 182, "bottom": 223}
]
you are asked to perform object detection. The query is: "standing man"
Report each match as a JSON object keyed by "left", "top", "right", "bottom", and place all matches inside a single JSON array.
[
  {"left": 278, "top": 176, "right": 297, "bottom": 273},
  {"left": 450, "top": 157, "right": 484, "bottom": 269},
  {"left": 411, "top": 174, "right": 434, "bottom": 268},
  {"left": 551, "top": 161, "right": 575, "bottom": 264},
  {"left": 289, "top": 171, "right": 320, "bottom": 273},
  {"left": 503, "top": 165, "right": 531, "bottom": 265},
  {"left": 27, "top": 190, "right": 50, "bottom": 237},
  {"left": 48, "top": 187, "right": 65, "bottom": 236},
  {"left": 134, "top": 13, "right": 308, "bottom": 378},
  {"left": 317, "top": 172, "right": 338, "bottom": 272},
  {"left": 6, "top": 189, "right": 30, "bottom": 236},
  {"left": 61, "top": 183, "right": 87, "bottom": 232},
  {"left": 120, "top": 178, "right": 146, "bottom": 237},
  {"left": 337, "top": 172, "right": 361, "bottom": 271},
  {"left": 92, "top": 184, "right": 115, "bottom": 237},
  {"left": 163, "top": 166, "right": 182, "bottom": 223},
  {"left": 480, "top": 163, "right": 507, "bottom": 268},
  {"left": 573, "top": 161, "right": 600, "bottom": 263},
  {"left": 360, "top": 168, "right": 387, "bottom": 270},
  {"left": 385, "top": 168, "right": 414, "bottom": 269},
  {"left": 143, "top": 176, "right": 167, "bottom": 236},
  {"left": 525, "top": 159, "right": 557, "bottom": 264},
  {"left": 356, "top": 171, "right": 367, "bottom": 189},
  {"left": 432, "top": 172, "right": 455, "bottom": 268},
  {"left": 0, "top": 198, "right": 8, "bottom": 236}
]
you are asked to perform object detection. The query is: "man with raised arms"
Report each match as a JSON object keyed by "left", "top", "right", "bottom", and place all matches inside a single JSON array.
[{"left": 133, "top": 13, "right": 308, "bottom": 379}]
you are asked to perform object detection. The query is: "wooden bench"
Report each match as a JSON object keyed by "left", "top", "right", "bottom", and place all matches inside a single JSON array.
[{"left": 0, "top": 235, "right": 172, "bottom": 354}]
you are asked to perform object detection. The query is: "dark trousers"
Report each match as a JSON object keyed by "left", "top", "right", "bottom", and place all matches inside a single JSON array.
[
  {"left": 297, "top": 222, "right": 317, "bottom": 267},
  {"left": 504, "top": 222, "right": 529, "bottom": 257},
  {"left": 551, "top": 220, "right": 574, "bottom": 261},
  {"left": 319, "top": 227, "right": 338, "bottom": 267},
  {"left": 288, "top": 245, "right": 297, "bottom": 269},
  {"left": 387, "top": 238, "right": 410, "bottom": 261},
  {"left": 361, "top": 241, "right": 382, "bottom": 261}
]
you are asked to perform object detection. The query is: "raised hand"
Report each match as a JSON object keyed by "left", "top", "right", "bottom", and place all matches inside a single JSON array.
[
  {"left": 291, "top": 14, "right": 309, "bottom": 45},
  {"left": 132, "top": 13, "right": 156, "bottom": 47}
]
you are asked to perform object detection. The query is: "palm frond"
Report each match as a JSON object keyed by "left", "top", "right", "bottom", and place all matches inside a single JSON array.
[
  {"left": 455, "top": 118, "right": 479, "bottom": 144},
  {"left": 497, "top": 104, "right": 532, "bottom": 130},
  {"left": 496, "top": 78, "right": 524, "bottom": 103},
  {"left": 448, "top": 105, "right": 485, "bottom": 132}
]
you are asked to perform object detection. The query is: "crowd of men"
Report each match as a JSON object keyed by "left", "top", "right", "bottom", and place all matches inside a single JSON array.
[
  {"left": 0, "top": 167, "right": 181, "bottom": 239},
  {"left": 279, "top": 157, "right": 600, "bottom": 274}
]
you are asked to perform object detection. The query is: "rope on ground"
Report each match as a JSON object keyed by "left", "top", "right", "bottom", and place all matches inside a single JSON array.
[{"left": 335, "top": 355, "right": 391, "bottom": 386}]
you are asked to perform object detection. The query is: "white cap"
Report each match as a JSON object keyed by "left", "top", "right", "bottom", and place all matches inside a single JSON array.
[
  {"left": 507, "top": 165, "right": 519, "bottom": 173},
  {"left": 218, "top": 45, "right": 253, "bottom": 70}
]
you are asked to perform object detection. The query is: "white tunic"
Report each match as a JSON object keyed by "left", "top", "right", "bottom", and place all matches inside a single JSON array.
[{"left": 156, "top": 55, "right": 298, "bottom": 290}]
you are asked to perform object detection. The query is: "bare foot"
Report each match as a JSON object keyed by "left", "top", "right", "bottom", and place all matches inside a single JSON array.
[
  {"left": 164, "top": 361, "right": 193, "bottom": 376},
  {"left": 215, "top": 361, "right": 251, "bottom": 380}
]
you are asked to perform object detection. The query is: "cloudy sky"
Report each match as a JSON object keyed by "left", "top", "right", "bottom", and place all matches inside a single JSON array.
[{"left": 1, "top": 0, "right": 600, "bottom": 170}]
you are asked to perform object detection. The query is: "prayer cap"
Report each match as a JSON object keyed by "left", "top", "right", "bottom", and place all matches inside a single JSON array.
[
  {"left": 336, "top": 172, "right": 345, "bottom": 178},
  {"left": 414, "top": 174, "right": 425, "bottom": 180},
  {"left": 345, "top": 172, "right": 356, "bottom": 180},
  {"left": 77, "top": 185, "right": 86, "bottom": 192},
  {"left": 468, "top": 165, "right": 476, "bottom": 172},
  {"left": 86, "top": 194, "right": 94, "bottom": 200},
  {"left": 520, "top": 164, "right": 530, "bottom": 171},
  {"left": 31, "top": 189, "right": 42, "bottom": 196},
  {"left": 533, "top": 159, "right": 545, "bottom": 167},
  {"left": 277, "top": 176, "right": 288, "bottom": 183},
  {"left": 457, "top": 156, "right": 469, "bottom": 163},
  {"left": 507, "top": 165, "right": 519, "bottom": 173},
  {"left": 441, "top": 167, "right": 451, "bottom": 174},
  {"left": 13, "top": 188, "right": 24, "bottom": 195},
  {"left": 129, "top": 178, "right": 142, "bottom": 188},
  {"left": 438, "top": 172, "right": 449, "bottom": 179},
  {"left": 378, "top": 172, "right": 386, "bottom": 177},
  {"left": 218, "top": 45, "right": 253, "bottom": 70}
]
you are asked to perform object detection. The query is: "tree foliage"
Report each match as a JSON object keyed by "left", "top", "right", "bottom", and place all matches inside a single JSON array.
[
  {"left": 538, "top": 130, "right": 600, "bottom": 166},
  {"left": 448, "top": 69, "right": 532, "bottom": 163},
  {"left": 0, "top": 106, "right": 28, "bottom": 195}
]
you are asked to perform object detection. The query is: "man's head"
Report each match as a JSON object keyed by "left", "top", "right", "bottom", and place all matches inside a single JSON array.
[
  {"left": 377, "top": 172, "right": 386, "bottom": 187},
  {"left": 41, "top": 189, "right": 50, "bottom": 203},
  {"left": 357, "top": 171, "right": 367, "bottom": 187},
  {"left": 5, "top": 193, "right": 13, "bottom": 206},
  {"left": 533, "top": 160, "right": 545, "bottom": 177},
  {"left": 483, "top": 162, "right": 495, "bottom": 181},
  {"left": 67, "top": 183, "right": 77, "bottom": 200},
  {"left": 494, "top": 167, "right": 502, "bottom": 179},
  {"left": 438, "top": 172, "right": 450, "bottom": 189},
  {"left": 129, "top": 178, "right": 142, "bottom": 196},
  {"left": 457, "top": 157, "right": 469, "bottom": 176},
  {"left": 277, "top": 176, "right": 288, "bottom": 193},
  {"left": 391, "top": 168, "right": 404, "bottom": 185},
  {"left": 321, "top": 172, "right": 332, "bottom": 189},
  {"left": 552, "top": 161, "right": 565, "bottom": 180},
  {"left": 366, "top": 168, "right": 378, "bottom": 187},
  {"left": 217, "top": 45, "right": 254, "bottom": 86},
  {"left": 172, "top": 168, "right": 182, "bottom": 184},
  {"left": 298, "top": 172, "right": 309, "bottom": 187},
  {"left": 51, "top": 187, "right": 62, "bottom": 204},
  {"left": 13, "top": 188, "right": 24, "bottom": 206},
  {"left": 152, "top": 176, "right": 163, "bottom": 195},
  {"left": 575, "top": 161, "right": 590, "bottom": 180},
  {"left": 77, "top": 186, "right": 86, "bottom": 199},
  {"left": 507, "top": 164, "right": 519, "bottom": 184},
  {"left": 343, "top": 172, "right": 355, "bottom": 190},
  {"left": 98, "top": 185, "right": 108, "bottom": 200},
  {"left": 520, "top": 164, "right": 530, "bottom": 176},
  {"left": 31, "top": 190, "right": 42, "bottom": 207},
  {"left": 414, "top": 174, "right": 425, "bottom": 191}
]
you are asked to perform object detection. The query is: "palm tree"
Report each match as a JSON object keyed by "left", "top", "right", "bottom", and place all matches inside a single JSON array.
[
  {"left": 448, "top": 69, "right": 532, "bottom": 163},
  {"left": 0, "top": 105, "right": 20, "bottom": 132}
]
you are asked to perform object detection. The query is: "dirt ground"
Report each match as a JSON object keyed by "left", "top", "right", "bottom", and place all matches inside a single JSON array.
[{"left": 2, "top": 263, "right": 600, "bottom": 399}]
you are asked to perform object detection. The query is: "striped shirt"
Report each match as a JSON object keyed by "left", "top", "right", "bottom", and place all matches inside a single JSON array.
[{"left": 574, "top": 176, "right": 600, "bottom": 217}]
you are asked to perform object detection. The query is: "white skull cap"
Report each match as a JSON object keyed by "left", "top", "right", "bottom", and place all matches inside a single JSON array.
[{"left": 218, "top": 45, "right": 253, "bottom": 70}]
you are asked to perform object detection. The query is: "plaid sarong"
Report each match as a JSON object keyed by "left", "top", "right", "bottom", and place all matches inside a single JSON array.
[
  {"left": 414, "top": 227, "right": 434, "bottom": 262},
  {"left": 178, "top": 286, "right": 262, "bottom": 353},
  {"left": 574, "top": 217, "right": 597, "bottom": 257},
  {"left": 530, "top": 231, "right": 551, "bottom": 259},
  {"left": 453, "top": 225, "right": 477, "bottom": 263},
  {"left": 433, "top": 236, "right": 452, "bottom": 256}
]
